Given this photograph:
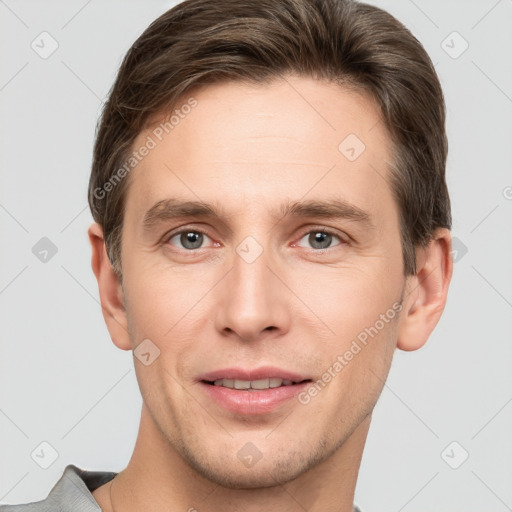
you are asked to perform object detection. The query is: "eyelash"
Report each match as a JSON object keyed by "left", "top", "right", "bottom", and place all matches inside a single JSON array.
[
  {"left": 163, "top": 226, "right": 348, "bottom": 252},
  {"left": 294, "top": 227, "right": 348, "bottom": 250}
]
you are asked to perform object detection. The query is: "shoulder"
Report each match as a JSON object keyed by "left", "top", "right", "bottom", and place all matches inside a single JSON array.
[{"left": 0, "top": 464, "right": 117, "bottom": 512}]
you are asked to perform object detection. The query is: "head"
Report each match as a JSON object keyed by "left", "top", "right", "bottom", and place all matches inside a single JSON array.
[{"left": 88, "top": 0, "right": 453, "bottom": 489}]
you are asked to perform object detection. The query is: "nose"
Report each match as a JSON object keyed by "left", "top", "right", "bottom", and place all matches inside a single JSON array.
[{"left": 214, "top": 241, "right": 292, "bottom": 342}]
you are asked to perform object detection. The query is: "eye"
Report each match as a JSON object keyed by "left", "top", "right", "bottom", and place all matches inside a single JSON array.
[
  {"left": 295, "top": 229, "right": 346, "bottom": 250},
  {"left": 166, "top": 229, "right": 213, "bottom": 250}
]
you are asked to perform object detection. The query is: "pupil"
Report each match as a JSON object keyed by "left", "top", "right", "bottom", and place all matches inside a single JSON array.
[
  {"left": 311, "top": 232, "right": 331, "bottom": 249},
  {"left": 182, "top": 232, "right": 202, "bottom": 249},
  {"left": 179, "top": 232, "right": 332, "bottom": 250}
]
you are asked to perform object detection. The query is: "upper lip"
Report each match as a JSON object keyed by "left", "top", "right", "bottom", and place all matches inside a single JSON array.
[{"left": 198, "top": 366, "right": 311, "bottom": 383}]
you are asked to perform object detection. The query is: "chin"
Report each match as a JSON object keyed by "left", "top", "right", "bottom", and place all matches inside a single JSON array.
[
  {"left": 176, "top": 437, "right": 326, "bottom": 490},
  {"left": 191, "top": 457, "right": 308, "bottom": 489}
]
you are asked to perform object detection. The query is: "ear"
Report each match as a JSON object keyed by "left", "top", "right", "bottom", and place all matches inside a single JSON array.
[
  {"left": 397, "top": 228, "right": 453, "bottom": 351},
  {"left": 88, "top": 223, "right": 132, "bottom": 351}
]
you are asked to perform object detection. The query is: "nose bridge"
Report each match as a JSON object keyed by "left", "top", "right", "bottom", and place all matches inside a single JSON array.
[
  {"left": 228, "top": 203, "right": 274, "bottom": 295},
  {"left": 233, "top": 234, "right": 270, "bottom": 298},
  {"left": 214, "top": 230, "right": 290, "bottom": 341}
]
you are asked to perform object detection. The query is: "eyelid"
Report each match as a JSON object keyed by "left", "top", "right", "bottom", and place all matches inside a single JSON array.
[
  {"left": 292, "top": 225, "right": 349, "bottom": 249},
  {"left": 162, "top": 224, "right": 350, "bottom": 251},
  {"left": 163, "top": 225, "right": 215, "bottom": 248}
]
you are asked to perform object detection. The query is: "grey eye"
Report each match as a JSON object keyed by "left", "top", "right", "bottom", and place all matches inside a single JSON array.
[
  {"left": 297, "top": 230, "right": 342, "bottom": 250},
  {"left": 169, "top": 231, "right": 211, "bottom": 250}
]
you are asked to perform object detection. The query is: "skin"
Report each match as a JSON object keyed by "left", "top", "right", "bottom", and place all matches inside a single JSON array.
[{"left": 88, "top": 75, "right": 453, "bottom": 512}]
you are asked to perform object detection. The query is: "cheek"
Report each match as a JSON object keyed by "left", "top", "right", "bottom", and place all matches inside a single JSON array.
[
  {"left": 122, "top": 256, "right": 209, "bottom": 340},
  {"left": 122, "top": 260, "right": 213, "bottom": 394},
  {"left": 297, "top": 258, "right": 403, "bottom": 344},
  {"left": 299, "top": 260, "right": 403, "bottom": 407},
  {"left": 297, "top": 312, "right": 398, "bottom": 444},
  {"left": 325, "top": 311, "right": 399, "bottom": 405}
]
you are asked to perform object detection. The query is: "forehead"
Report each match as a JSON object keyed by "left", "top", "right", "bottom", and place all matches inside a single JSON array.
[{"left": 125, "top": 75, "right": 395, "bottom": 223}]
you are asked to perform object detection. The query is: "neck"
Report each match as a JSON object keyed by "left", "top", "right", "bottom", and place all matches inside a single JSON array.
[{"left": 110, "top": 403, "right": 369, "bottom": 512}]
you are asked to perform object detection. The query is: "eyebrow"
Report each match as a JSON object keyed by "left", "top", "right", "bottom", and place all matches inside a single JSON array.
[{"left": 142, "top": 197, "right": 375, "bottom": 231}]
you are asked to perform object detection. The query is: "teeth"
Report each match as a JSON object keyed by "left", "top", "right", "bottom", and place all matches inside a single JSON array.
[
  {"left": 214, "top": 378, "right": 233, "bottom": 387},
  {"left": 212, "top": 378, "right": 297, "bottom": 390},
  {"left": 251, "top": 378, "right": 270, "bottom": 389},
  {"left": 234, "top": 379, "right": 251, "bottom": 389},
  {"left": 269, "top": 378, "right": 282, "bottom": 388}
]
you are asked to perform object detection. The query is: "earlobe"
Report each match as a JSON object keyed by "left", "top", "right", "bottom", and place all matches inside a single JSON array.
[
  {"left": 88, "top": 223, "right": 132, "bottom": 351},
  {"left": 396, "top": 228, "right": 453, "bottom": 351}
]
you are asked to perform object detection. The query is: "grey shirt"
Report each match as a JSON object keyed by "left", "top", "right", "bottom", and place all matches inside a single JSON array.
[
  {"left": 0, "top": 464, "right": 363, "bottom": 511},
  {"left": 0, "top": 465, "right": 115, "bottom": 512}
]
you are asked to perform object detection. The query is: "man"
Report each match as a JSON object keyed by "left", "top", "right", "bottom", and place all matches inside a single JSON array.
[{"left": 1, "top": 0, "right": 452, "bottom": 510}]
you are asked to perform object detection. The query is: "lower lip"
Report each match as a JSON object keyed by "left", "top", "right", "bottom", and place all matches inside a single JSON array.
[{"left": 199, "top": 381, "right": 311, "bottom": 415}]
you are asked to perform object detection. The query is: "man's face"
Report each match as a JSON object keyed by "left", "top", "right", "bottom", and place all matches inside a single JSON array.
[{"left": 119, "top": 75, "right": 407, "bottom": 487}]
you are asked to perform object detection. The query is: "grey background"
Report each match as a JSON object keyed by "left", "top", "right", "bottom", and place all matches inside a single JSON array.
[{"left": 1, "top": 1, "right": 511, "bottom": 511}]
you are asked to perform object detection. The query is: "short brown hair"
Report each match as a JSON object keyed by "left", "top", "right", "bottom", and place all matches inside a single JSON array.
[{"left": 88, "top": 0, "right": 451, "bottom": 278}]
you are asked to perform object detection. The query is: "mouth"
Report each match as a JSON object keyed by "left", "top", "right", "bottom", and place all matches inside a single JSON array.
[
  {"left": 202, "top": 377, "right": 312, "bottom": 390},
  {"left": 197, "top": 367, "right": 313, "bottom": 415}
]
